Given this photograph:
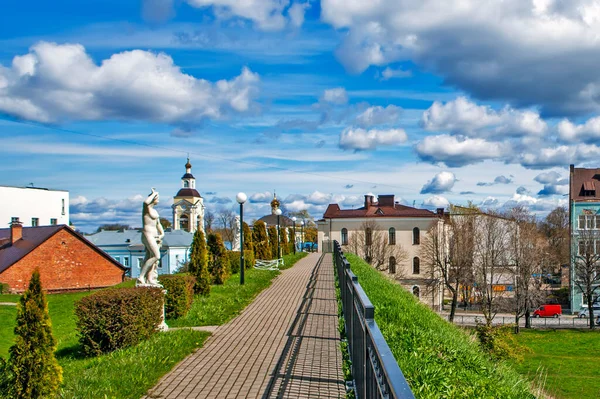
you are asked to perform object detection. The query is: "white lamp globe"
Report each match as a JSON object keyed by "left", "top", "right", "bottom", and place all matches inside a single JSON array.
[
  {"left": 275, "top": 208, "right": 282, "bottom": 216},
  {"left": 236, "top": 192, "right": 247, "bottom": 204},
  {"left": 292, "top": 216, "right": 297, "bottom": 222}
]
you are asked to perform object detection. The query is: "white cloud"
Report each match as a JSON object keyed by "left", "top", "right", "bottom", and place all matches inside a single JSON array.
[
  {"left": 0, "top": 41, "right": 259, "bottom": 124},
  {"left": 558, "top": 116, "right": 600, "bottom": 142},
  {"left": 379, "top": 67, "right": 412, "bottom": 80},
  {"left": 420, "top": 171, "right": 456, "bottom": 194},
  {"left": 321, "top": 0, "right": 600, "bottom": 115},
  {"left": 518, "top": 144, "right": 600, "bottom": 169},
  {"left": 186, "top": 0, "right": 290, "bottom": 31},
  {"left": 249, "top": 191, "right": 273, "bottom": 203},
  {"left": 422, "top": 195, "right": 449, "bottom": 209},
  {"left": 339, "top": 127, "right": 407, "bottom": 151},
  {"left": 355, "top": 105, "right": 401, "bottom": 127},
  {"left": 534, "top": 171, "right": 569, "bottom": 196},
  {"left": 415, "top": 135, "right": 510, "bottom": 167},
  {"left": 321, "top": 87, "right": 348, "bottom": 104},
  {"left": 288, "top": 2, "right": 310, "bottom": 27},
  {"left": 477, "top": 175, "right": 513, "bottom": 186}
]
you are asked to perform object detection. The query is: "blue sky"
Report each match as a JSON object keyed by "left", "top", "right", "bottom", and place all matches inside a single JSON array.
[{"left": 4, "top": 0, "right": 600, "bottom": 232}]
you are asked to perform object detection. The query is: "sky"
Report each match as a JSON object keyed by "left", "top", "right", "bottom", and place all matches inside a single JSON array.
[{"left": 3, "top": 0, "right": 600, "bottom": 232}]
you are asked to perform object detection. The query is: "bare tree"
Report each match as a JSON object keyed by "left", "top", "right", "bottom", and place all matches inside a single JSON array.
[
  {"left": 217, "top": 209, "right": 236, "bottom": 245},
  {"left": 506, "top": 206, "right": 546, "bottom": 332},
  {"left": 347, "top": 220, "right": 408, "bottom": 274},
  {"left": 204, "top": 210, "right": 215, "bottom": 233},
  {"left": 572, "top": 226, "right": 600, "bottom": 329},
  {"left": 540, "top": 206, "right": 569, "bottom": 273}
]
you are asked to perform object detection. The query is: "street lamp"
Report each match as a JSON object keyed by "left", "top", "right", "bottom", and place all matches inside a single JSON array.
[
  {"left": 292, "top": 217, "right": 297, "bottom": 255},
  {"left": 275, "top": 208, "right": 282, "bottom": 263},
  {"left": 300, "top": 220, "right": 305, "bottom": 252},
  {"left": 236, "top": 192, "right": 247, "bottom": 285}
]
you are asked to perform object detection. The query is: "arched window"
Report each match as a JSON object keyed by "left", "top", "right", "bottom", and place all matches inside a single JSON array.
[
  {"left": 389, "top": 256, "right": 396, "bottom": 274},
  {"left": 341, "top": 228, "right": 348, "bottom": 245},
  {"left": 412, "top": 286, "right": 420, "bottom": 298},
  {"left": 183, "top": 180, "right": 189, "bottom": 188},
  {"left": 413, "top": 227, "right": 420, "bottom": 245},
  {"left": 365, "top": 227, "right": 372, "bottom": 245},
  {"left": 413, "top": 256, "right": 420, "bottom": 274},
  {"left": 388, "top": 227, "right": 396, "bottom": 245}
]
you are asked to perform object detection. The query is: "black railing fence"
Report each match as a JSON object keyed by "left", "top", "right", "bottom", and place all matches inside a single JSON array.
[{"left": 333, "top": 241, "right": 415, "bottom": 399}]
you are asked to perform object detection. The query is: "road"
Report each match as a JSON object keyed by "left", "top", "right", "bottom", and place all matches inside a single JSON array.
[{"left": 438, "top": 312, "right": 595, "bottom": 328}]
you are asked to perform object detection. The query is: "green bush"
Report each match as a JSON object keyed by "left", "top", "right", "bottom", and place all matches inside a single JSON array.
[
  {"left": 3, "top": 269, "right": 62, "bottom": 399},
  {"left": 188, "top": 229, "right": 211, "bottom": 295},
  {"left": 159, "top": 274, "right": 195, "bottom": 319},
  {"left": 252, "top": 221, "right": 271, "bottom": 260},
  {"left": 227, "top": 250, "right": 256, "bottom": 274},
  {"left": 345, "top": 253, "right": 534, "bottom": 398},
  {"left": 207, "top": 233, "right": 230, "bottom": 285},
  {"left": 0, "top": 283, "right": 9, "bottom": 294},
  {"left": 268, "top": 226, "right": 278, "bottom": 259},
  {"left": 75, "top": 287, "right": 164, "bottom": 356},
  {"left": 242, "top": 222, "right": 254, "bottom": 260},
  {"left": 475, "top": 323, "right": 527, "bottom": 362}
]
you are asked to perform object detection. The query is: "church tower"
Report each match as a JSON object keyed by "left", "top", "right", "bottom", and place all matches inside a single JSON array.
[
  {"left": 270, "top": 192, "right": 281, "bottom": 215},
  {"left": 172, "top": 158, "right": 204, "bottom": 233}
]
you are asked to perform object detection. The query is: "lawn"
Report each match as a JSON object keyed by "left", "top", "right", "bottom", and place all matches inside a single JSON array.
[
  {"left": 510, "top": 329, "right": 600, "bottom": 399},
  {"left": 169, "top": 252, "right": 307, "bottom": 327}
]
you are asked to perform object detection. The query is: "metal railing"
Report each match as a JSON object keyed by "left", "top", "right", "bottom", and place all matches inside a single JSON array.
[{"left": 333, "top": 241, "right": 415, "bottom": 399}]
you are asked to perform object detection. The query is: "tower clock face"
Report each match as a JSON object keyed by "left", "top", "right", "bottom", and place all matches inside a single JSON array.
[{"left": 181, "top": 203, "right": 188, "bottom": 210}]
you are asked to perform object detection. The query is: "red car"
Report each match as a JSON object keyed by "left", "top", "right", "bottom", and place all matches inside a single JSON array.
[{"left": 533, "top": 304, "right": 562, "bottom": 318}]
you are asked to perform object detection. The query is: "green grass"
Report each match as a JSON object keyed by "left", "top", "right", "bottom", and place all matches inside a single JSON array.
[
  {"left": 0, "top": 294, "right": 20, "bottom": 303},
  {"left": 345, "top": 253, "right": 534, "bottom": 399},
  {"left": 169, "top": 252, "right": 307, "bottom": 327},
  {"left": 510, "top": 329, "right": 600, "bottom": 399}
]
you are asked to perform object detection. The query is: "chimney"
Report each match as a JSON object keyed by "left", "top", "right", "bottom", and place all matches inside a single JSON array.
[
  {"left": 10, "top": 219, "right": 23, "bottom": 244},
  {"left": 364, "top": 195, "right": 375, "bottom": 209},
  {"left": 436, "top": 208, "right": 445, "bottom": 217}
]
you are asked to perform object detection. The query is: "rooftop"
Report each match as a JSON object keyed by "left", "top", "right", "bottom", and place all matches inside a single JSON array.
[{"left": 322, "top": 194, "right": 437, "bottom": 219}]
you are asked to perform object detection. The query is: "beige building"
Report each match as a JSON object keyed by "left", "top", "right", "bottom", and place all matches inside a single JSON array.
[{"left": 317, "top": 194, "right": 444, "bottom": 310}]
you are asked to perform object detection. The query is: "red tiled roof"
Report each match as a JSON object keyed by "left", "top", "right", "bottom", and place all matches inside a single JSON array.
[
  {"left": 323, "top": 203, "right": 436, "bottom": 219},
  {"left": 570, "top": 166, "right": 600, "bottom": 201}
]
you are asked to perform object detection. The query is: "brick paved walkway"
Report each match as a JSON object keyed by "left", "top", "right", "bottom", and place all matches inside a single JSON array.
[{"left": 145, "top": 253, "right": 345, "bottom": 399}]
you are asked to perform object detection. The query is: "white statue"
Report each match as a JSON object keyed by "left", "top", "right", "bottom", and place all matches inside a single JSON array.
[
  {"left": 138, "top": 188, "right": 165, "bottom": 287},
  {"left": 232, "top": 215, "right": 241, "bottom": 251}
]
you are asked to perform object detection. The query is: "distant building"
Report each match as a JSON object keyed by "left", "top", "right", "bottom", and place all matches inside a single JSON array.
[
  {"left": 569, "top": 165, "right": 600, "bottom": 312},
  {"left": 0, "top": 185, "right": 69, "bottom": 228},
  {"left": 172, "top": 159, "right": 205, "bottom": 234},
  {"left": 317, "top": 194, "right": 443, "bottom": 310},
  {"left": 0, "top": 222, "right": 125, "bottom": 292},
  {"left": 86, "top": 229, "right": 193, "bottom": 277},
  {"left": 256, "top": 193, "right": 294, "bottom": 227}
]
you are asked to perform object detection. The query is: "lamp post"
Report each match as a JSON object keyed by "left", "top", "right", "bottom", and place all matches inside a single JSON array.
[
  {"left": 300, "top": 220, "right": 305, "bottom": 252},
  {"left": 236, "top": 192, "right": 247, "bottom": 285},
  {"left": 292, "top": 217, "right": 297, "bottom": 255},
  {"left": 275, "top": 208, "right": 282, "bottom": 262}
]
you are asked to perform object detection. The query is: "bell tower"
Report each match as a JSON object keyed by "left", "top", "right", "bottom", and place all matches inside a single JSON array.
[{"left": 172, "top": 158, "right": 204, "bottom": 233}]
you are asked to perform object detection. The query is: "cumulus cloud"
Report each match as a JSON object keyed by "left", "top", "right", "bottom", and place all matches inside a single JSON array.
[
  {"left": 339, "top": 127, "right": 407, "bottom": 151},
  {"left": 422, "top": 97, "right": 547, "bottom": 138},
  {"left": 321, "top": 0, "right": 600, "bottom": 115},
  {"left": 378, "top": 67, "right": 412, "bottom": 80},
  {"left": 558, "top": 116, "right": 600, "bottom": 142},
  {"left": 249, "top": 191, "right": 273, "bottom": 203},
  {"left": 477, "top": 175, "right": 513, "bottom": 186},
  {"left": 422, "top": 195, "right": 449, "bottom": 209},
  {"left": 321, "top": 87, "right": 348, "bottom": 104},
  {"left": 516, "top": 186, "right": 529, "bottom": 195},
  {"left": 420, "top": 171, "right": 456, "bottom": 194},
  {"left": 534, "top": 171, "right": 569, "bottom": 197},
  {"left": 354, "top": 105, "right": 401, "bottom": 127},
  {"left": 415, "top": 134, "right": 510, "bottom": 167},
  {"left": 0, "top": 42, "right": 259, "bottom": 124},
  {"left": 480, "top": 197, "right": 499, "bottom": 207}
]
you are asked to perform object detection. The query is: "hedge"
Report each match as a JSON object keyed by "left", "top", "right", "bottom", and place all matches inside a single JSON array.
[
  {"left": 75, "top": 287, "right": 164, "bottom": 356},
  {"left": 158, "top": 274, "right": 195, "bottom": 319},
  {"left": 227, "top": 250, "right": 255, "bottom": 274}
]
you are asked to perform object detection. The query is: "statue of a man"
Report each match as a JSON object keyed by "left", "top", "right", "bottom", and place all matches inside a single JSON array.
[
  {"left": 232, "top": 215, "right": 241, "bottom": 251},
  {"left": 138, "top": 188, "right": 164, "bottom": 287}
]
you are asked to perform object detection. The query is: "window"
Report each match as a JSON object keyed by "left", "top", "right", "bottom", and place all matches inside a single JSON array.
[
  {"left": 114, "top": 256, "right": 121, "bottom": 264},
  {"left": 579, "top": 215, "right": 586, "bottom": 229},
  {"left": 365, "top": 228, "right": 372, "bottom": 246},
  {"left": 123, "top": 257, "right": 129, "bottom": 267},
  {"left": 389, "top": 257, "right": 396, "bottom": 274},
  {"left": 62, "top": 199, "right": 65, "bottom": 215},
  {"left": 413, "top": 257, "right": 420, "bottom": 274},
  {"left": 184, "top": 180, "right": 189, "bottom": 188},
  {"left": 412, "top": 286, "right": 420, "bottom": 298},
  {"left": 388, "top": 227, "right": 396, "bottom": 245},
  {"left": 31, "top": 218, "right": 39, "bottom": 227},
  {"left": 50, "top": 218, "right": 57, "bottom": 225},
  {"left": 578, "top": 214, "right": 600, "bottom": 230},
  {"left": 341, "top": 228, "right": 348, "bottom": 245},
  {"left": 413, "top": 227, "right": 420, "bottom": 245},
  {"left": 10, "top": 217, "right": 19, "bottom": 224}
]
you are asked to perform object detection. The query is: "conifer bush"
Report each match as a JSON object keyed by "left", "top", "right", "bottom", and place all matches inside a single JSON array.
[
  {"left": 268, "top": 226, "right": 278, "bottom": 259},
  {"left": 3, "top": 269, "right": 62, "bottom": 399},
  {"left": 207, "top": 233, "right": 230, "bottom": 284},
  {"left": 252, "top": 221, "right": 271, "bottom": 260},
  {"left": 242, "top": 222, "right": 254, "bottom": 267},
  {"left": 188, "top": 229, "right": 211, "bottom": 295},
  {"left": 280, "top": 227, "right": 289, "bottom": 256},
  {"left": 75, "top": 287, "right": 164, "bottom": 356},
  {"left": 227, "top": 250, "right": 255, "bottom": 273},
  {"left": 158, "top": 274, "right": 195, "bottom": 319}
]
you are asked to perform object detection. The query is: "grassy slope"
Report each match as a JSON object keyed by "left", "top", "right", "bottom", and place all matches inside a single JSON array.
[
  {"left": 169, "top": 252, "right": 307, "bottom": 327},
  {"left": 511, "top": 329, "right": 600, "bottom": 399},
  {"left": 345, "top": 254, "right": 534, "bottom": 399}
]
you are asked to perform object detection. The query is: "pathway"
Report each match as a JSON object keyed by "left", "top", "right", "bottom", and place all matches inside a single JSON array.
[{"left": 145, "top": 253, "right": 345, "bottom": 399}]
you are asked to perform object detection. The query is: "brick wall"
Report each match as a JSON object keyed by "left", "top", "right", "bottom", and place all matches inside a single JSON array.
[{"left": 0, "top": 229, "right": 124, "bottom": 292}]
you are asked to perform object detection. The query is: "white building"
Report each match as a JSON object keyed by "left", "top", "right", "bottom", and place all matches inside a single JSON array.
[
  {"left": 0, "top": 185, "right": 69, "bottom": 228},
  {"left": 317, "top": 194, "right": 444, "bottom": 310},
  {"left": 86, "top": 229, "right": 193, "bottom": 277}
]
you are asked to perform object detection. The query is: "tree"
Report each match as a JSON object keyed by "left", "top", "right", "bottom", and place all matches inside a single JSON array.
[
  {"left": 347, "top": 220, "right": 408, "bottom": 274},
  {"left": 217, "top": 209, "right": 236, "bottom": 245},
  {"left": 540, "top": 206, "right": 569, "bottom": 272},
  {"left": 95, "top": 223, "right": 129, "bottom": 233},
  {"left": 242, "top": 222, "right": 254, "bottom": 264},
  {"left": 207, "top": 233, "right": 230, "bottom": 285},
  {"left": 204, "top": 210, "right": 215, "bottom": 233},
  {"left": 188, "top": 229, "right": 210, "bottom": 295},
  {"left": 252, "top": 221, "right": 271, "bottom": 260},
  {"left": 288, "top": 227, "right": 296, "bottom": 253},
  {"left": 572, "top": 226, "right": 600, "bottom": 329},
  {"left": 268, "top": 226, "right": 278, "bottom": 259},
  {"left": 4, "top": 269, "right": 62, "bottom": 398},
  {"left": 159, "top": 218, "right": 172, "bottom": 230},
  {"left": 304, "top": 226, "right": 318, "bottom": 249}
]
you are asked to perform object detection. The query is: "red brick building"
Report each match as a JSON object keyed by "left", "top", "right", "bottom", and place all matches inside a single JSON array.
[{"left": 0, "top": 222, "right": 125, "bottom": 292}]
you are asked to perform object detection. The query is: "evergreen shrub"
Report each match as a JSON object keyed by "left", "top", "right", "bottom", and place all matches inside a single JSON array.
[
  {"left": 268, "top": 226, "right": 278, "bottom": 259},
  {"left": 75, "top": 287, "right": 164, "bottom": 356},
  {"left": 227, "top": 250, "right": 255, "bottom": 273},
  {"left": 188, "top": 229, "right": 211, "bottom": 295},
  {"left": 252, "top": 221, "right": 270, "bottom": 260},
  {"left": 242, "top": 222, "right": 254, "bottom": 264},
  {"left": 207, "top": 233, "right": 230, "bottom": 284},
  {"left": 159, "top": 274, "right": 195, "bottom": 319}
]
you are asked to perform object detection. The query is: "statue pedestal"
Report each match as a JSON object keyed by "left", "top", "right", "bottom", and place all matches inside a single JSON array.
[{"left": 135, "top": 283, "right": 168, "bottom": 332}]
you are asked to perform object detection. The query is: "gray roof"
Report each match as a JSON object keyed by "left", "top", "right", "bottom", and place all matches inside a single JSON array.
[{"left": 86, "top": 229, "right": 193, "bottom": 249}]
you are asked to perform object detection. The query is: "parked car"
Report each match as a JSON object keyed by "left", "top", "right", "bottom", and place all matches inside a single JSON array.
[
  {"left": 533, "top": 304, "right": 562, "bottom": 318},
  {"left": 578, "top": 304, "right": 600, "bottom": 318}
]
